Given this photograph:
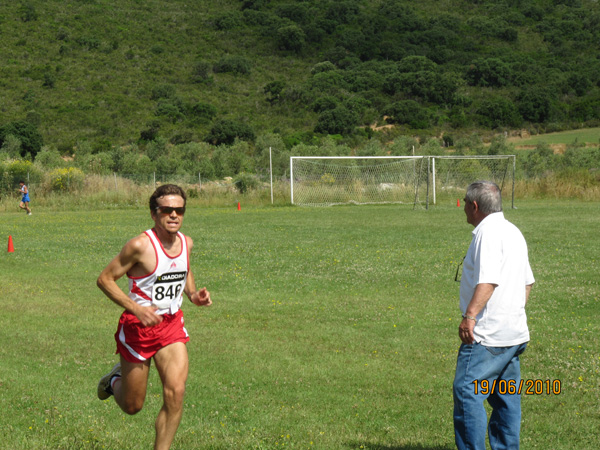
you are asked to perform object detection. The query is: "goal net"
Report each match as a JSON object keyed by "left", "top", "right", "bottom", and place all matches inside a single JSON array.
[
  {"left": 290, "top": 156, "right": 426, "bottom": 206},
  {"left": 290, "top": 155, "right": 516, "bottom": 208},
  {"left": 430, "top": 156, "right": 515, "bottom": 208}
]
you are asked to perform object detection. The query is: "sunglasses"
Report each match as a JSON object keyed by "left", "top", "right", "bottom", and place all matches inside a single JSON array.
[{"left": 155, "top": 206, "right": 186, "bottom": 216}]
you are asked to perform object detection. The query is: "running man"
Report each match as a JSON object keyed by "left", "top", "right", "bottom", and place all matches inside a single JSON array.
[
  {"left": 96, "top": 184, "right": 212, "bottom": 450},
  {"left": 18, "top": 181, "right": 32, "bottom": 215}
]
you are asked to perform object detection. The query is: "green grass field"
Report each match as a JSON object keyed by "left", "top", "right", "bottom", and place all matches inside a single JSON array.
[{"left": 1, "top": 201, "right": 598, "bottom": 449}]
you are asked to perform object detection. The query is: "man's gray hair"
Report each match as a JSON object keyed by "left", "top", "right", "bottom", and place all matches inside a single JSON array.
[{"left": 465, "top": 181, "right": 502, "bottom": 214}]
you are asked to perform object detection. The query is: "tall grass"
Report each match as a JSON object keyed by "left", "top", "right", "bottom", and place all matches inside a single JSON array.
[
  {"left": 514, "top": 171, "right": 600, "bottom": 200},
  {"left": 1, "top": 172, "right": 598, "bottom": 214},
  {"left": 0, "top": 175, "right": 293, "bottom": 212}
]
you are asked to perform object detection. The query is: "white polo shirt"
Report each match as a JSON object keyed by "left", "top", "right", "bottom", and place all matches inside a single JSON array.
[{"left": 460, "top": 212, "right": 535, "bottom": 346}]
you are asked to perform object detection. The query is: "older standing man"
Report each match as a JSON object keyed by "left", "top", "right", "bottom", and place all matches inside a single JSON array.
[{"left": 453, "top": 181, "right": 535, "bottom": 450}]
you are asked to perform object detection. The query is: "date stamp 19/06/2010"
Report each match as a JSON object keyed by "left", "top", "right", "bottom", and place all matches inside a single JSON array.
[{"left": 472, "top": 379, "right": 562, "bottom": 396}]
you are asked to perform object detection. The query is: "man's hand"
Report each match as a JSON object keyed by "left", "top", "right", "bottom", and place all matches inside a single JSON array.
[
  {"left": 191, "top": 287, "right": 212, "bottom": 306},
  {"left": 135, "top": 305, "right": 164, "bottom": 327},
  {"left": 459, "top": 317, "right": 476, "bottom": 344}
]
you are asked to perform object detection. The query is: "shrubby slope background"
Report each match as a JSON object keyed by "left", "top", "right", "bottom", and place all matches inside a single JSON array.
[{"left": 1, "top": 0, "right": 599, "bottom": 188}]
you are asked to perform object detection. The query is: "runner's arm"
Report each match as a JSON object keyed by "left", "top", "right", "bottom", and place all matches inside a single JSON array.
[{"left": 97, "top": 235, "right": 163, "bottom": 326}]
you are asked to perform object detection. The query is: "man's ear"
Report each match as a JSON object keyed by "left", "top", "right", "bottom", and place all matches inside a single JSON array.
[{"left": 472, "top": 200, "right": 479, "bottom": 212}]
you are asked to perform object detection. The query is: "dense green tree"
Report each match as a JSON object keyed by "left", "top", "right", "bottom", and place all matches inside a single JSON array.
[
  {"left": 311, "top": 96, "right": 338, "bottom": 113},
  {"left": 206, "top": 119, "right": 256, "bottom": 146},
  {"left": 476, "top": 97, "right": 522, "bottom": 128},
  {"left": 314, "top": 106, "right": 359, "bottom": 135},
  {"left": 213, "top": 11, "right": 244, "bottom": 30},
  {"left": 466, "top": 58, "right": 512, "bottom": 87},
  {"left": 570, "top": 93, "right": 600, "bottom": 121},
  {"left": 517, "top": 88, "right": 555, "bottom": 123},
  {"left": 384, "top": 100, "right": 430, "bottom": 129},
  {"left": 0, "top": 121, "right": 43, "bottom": 159},
  {"left": 385, "top": 70, "right": 459, "bottom": 104},
  {"left": 275, "top": 3, "right": 310, "bottom": 24}
]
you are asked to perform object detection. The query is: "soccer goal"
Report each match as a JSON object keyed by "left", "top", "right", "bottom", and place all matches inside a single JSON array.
[
  {"left": 290, "top": 156, "right": 427, "bottom": 207},
  {"left": 290, "top": 155, "right": 516, "bottom": 208},
  {"left": 429, "top": 155, "right": 516, "bottom": 209}
]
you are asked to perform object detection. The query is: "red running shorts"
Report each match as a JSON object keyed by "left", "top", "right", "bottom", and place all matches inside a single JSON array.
[{"left": 115, "top": 309, "right": 189, "bottom": 363}]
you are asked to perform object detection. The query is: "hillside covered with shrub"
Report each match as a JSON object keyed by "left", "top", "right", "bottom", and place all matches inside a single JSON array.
[{"left": 1, "top": 0, "right": 600, "bottom": 186}]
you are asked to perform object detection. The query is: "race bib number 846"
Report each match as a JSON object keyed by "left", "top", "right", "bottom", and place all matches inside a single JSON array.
[{"left": 152, "top": 272, "right": 186, "bottom": 309}]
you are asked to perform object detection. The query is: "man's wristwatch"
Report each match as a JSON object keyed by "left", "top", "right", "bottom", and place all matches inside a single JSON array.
[{"left": 462, "top": 314, "right": 477, "bottom": 323}]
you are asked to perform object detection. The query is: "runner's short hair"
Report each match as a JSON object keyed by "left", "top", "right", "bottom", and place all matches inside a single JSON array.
[{"left": 149, "top": 184, "right": 187, "bottom": 212}]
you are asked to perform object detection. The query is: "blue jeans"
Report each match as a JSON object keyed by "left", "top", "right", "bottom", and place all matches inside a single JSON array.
[{"left": 453, "top": 342, "right": 527, "bottom": 450}]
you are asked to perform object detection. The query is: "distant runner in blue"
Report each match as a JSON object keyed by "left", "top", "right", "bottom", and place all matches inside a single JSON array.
[{"left": 18, "top": 181, "right": 32, "bottom": 215}]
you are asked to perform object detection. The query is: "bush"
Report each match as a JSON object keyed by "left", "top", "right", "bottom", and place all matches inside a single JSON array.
[
  {"left": 191, "top": 61, "right": 213, "bottom": 84},
  {"left": 0, "top": 135, "right": 22, "bottom": 158},
  {"left": 189, "top": 102, "right": 217, "bottom": 121},
  {"left": 522, "top": 144, "right": 556, "bottom": 177},
  {"left": 77, "top": 152, "right": 115, "bottom": 175},
  {"left": 42, "top": 72, "right": 56, "bottom": 88},
  {"left": 155, "top": 100, "right": 184, "bottom": 123},
  {"left": 35, "top": 147, "right": 65, "bottom": 169},
  {"left": 140, "top": 122, "right": 160, "bottom": 142},
  {"left": 311, "top": 96, "right": 338, "bottom": 113},
  {"left": 155, "top": 155, "right": 184, "bottom": 176},
  {"left": 19, "top": 2, "right": 38, "bottom": 22},
  {"left": 227, "top": 140, "right": 255, "bottom": 175},
  {"left": 213, "top": 11, "right": 244, "bottom": 30},
  {"left": 150, "top": 84, "right": 176, "bottom": 100},
  {"left": 277, "top": 25, "right": 306, "bottom": 52},
  {"left": 234, "top": 172, "right": 261, "bottom": 193},
  {"left": 311, "top": 61, "right": 337, "bottom": 75},
  {"left": 213, "top": 56, "right": 251, "bottom": 75},
  {"left": 120, "top": 152, "right": 155, "bottom": 175},
  {"left": 0, "top": 160, "right": 42, "bottom": 194},
  {"left": 75, "top": 36, "right": 101, "bottom": 50},
  {"left": 263, "top": 81, "right": 286, "bottom": 105},
  {"left": 46, "top": 167, "right": 85, "bottom": 192}
]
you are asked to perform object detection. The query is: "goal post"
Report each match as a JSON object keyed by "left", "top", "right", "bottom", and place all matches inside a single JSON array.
[
  {"left": 429, "top": 155, "right": 516, "bottom": 209},
  {"left": 290, "top": 156, "right": 426, "bottom": 207}
]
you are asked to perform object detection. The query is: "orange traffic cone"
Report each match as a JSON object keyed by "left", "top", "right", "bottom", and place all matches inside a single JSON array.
[
  {"left": 7, "top": 235, "right": 14, "bottom": 253},
  {"left": 237, "top": 202, "right": 241, "bottom": 211},
  {"left": 457, "top": 199, "right": 460, "bottom": 207}
]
